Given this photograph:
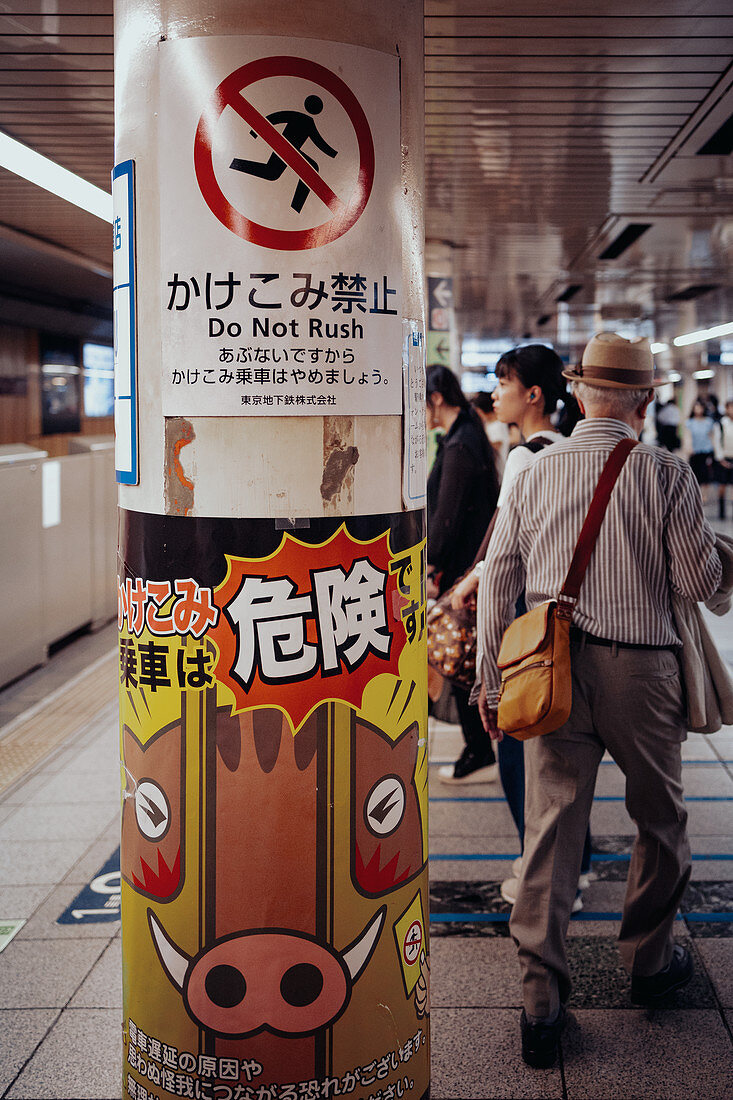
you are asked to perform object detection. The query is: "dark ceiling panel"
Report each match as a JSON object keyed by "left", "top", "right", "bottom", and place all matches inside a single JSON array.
[{"left": 0, "top": 0, "right": 730, "bottom": 355}]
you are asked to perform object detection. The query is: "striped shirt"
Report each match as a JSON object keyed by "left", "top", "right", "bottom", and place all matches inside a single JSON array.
[{"left": 476, "top": 418, "right": 722, "bottom": 705}]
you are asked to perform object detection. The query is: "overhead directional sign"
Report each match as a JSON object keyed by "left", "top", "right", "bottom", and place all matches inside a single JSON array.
[
  {"left": 159, "top": 36, "right": 403, "bottom": 417},
  {"left": 427, "top": 275, "right": 453, "bottom": 367},
  {"left": 431, "top": 278, "right": 453, "bottom": 310}
]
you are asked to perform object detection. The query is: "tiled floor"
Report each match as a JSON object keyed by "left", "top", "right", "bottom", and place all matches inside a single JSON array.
[
  {"left": 2, "top": 520, "right": 733, "bottom": 1097},
  {"left": 427, "top": 609, "right": 733, "bottom": 1096},
  {"left": 0, "top": 672, "right": 121, "bottom": 1100}
]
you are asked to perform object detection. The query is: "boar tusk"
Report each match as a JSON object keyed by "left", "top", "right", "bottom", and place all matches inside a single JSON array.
[
  {"left": 147, "top": 908, "right": 190, "bottom": 991},
  {"left": 342, "top": 905, "right": 386, "bottom": 983}
]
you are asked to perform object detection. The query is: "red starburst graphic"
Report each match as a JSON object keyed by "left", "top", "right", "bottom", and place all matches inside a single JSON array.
[
  {"left": 210, "top": 526, "right": 406, "bottom": 729},
  {"left": 131, "top": 848, "right": 181, "bottom": 899}
]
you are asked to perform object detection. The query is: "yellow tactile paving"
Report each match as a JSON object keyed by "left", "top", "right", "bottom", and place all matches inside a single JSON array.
[{"left": 0, "top": 650, "right": 117, "bottom": 795}]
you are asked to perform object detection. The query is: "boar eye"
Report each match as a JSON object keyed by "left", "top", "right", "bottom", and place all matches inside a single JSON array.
[
  {"left": 280, "top": 963, "right": 323, "bottom": 1007},
  {"left": 205, "top": 964, "right": 246, "bottom": 1008}
]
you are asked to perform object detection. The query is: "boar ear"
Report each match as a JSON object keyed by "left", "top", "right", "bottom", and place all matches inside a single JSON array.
[
  {"left": 147, "top": 909, "right": 190, "bottom": 991},
  {"left": 342, "top": 905, "right": 386, "bottom": 983}
]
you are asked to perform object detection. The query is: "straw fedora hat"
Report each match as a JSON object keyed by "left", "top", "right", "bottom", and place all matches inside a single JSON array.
[{"left": 562, "top": 332, "right": 667, "bottom": 389}]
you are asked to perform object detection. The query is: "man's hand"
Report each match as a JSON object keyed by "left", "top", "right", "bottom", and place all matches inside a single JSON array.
[
  {"left": 478, "top": 681, "right": 503, "bottom": 741},
  {"left": 450, "top": 570, "right": 479, "bottom": 610}
]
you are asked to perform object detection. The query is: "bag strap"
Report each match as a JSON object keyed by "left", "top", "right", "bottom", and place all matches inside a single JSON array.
[
  {"left": 556, "top": 437, "right": 639, "bottom": 620},
  {"left": 472, "top": 436, "right": 555, "bottom": 566},
  {"left": 522, "top": 435, "right": 555, "bottom": 454}
]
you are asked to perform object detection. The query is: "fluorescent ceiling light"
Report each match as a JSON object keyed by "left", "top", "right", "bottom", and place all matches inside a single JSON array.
[
  {"left": 462, "top": 351, "right": 502, "bottom": 369},
  {"left": 692, "top": 369, "right": 716, "bottom": 380},
  {"left": 461, "top": 371, "right": 497, "bottom": 393},
  {"left": 667, "top": 372, "right": 682, "bottom": 382},
  {"left": 673, "top": 321, "right": 733, "bottom": 347},
  {"left": 650, "top": 342, "right": 668, "bottom": 354},
  {"left": 0, "top": 130, "right": 112, "bottom": 223},
  {"left": 42, "top": 363, "right": 80, "bottom": 374}
]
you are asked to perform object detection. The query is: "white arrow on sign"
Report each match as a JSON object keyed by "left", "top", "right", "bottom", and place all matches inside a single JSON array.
[{"left": 433, "top": 279, "right": 453, "bottom": 309}]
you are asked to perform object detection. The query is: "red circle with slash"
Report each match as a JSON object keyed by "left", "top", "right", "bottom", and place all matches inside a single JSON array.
[
  {"left": 194, "top": 55, "right": 375, "bottom": 251},
  {"left": 403, "top": 920, "right": 423, "bottom": 965}
]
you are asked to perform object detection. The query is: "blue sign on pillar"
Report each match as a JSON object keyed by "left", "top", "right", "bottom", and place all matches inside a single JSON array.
[{"left": 112, "top": 160, "right": 138, "bottom": 485}]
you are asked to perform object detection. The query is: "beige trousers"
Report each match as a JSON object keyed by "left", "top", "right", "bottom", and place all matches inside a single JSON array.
[{"left": 509, "top": 638, "right": 690, "bottom": 1019}]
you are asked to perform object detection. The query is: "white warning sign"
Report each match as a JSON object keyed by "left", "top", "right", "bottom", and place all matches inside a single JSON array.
[{"left": 158, "top": 36, "right": 403, "bottom": 417}]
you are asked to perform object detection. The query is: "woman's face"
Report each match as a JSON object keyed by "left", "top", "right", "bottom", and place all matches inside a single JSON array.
[{"left": 492, "top": 371, "right": 533, "bottom": 425}]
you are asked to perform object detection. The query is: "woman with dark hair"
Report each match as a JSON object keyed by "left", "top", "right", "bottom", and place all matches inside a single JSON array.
[
  {"left": 452, "top": 343, "right": 570, "bottom": 619},
  {"left": 426, "top": 364, "right": 501, "bottom": 782},
  {"left": 472, "top": 389, "right": 510, "bottom": 480},
  {"left": 685, "top": 398, "right": 718, "bottom": 505},
  {"left": 453, "top": 344, "right": 593, "bottom": 906}
]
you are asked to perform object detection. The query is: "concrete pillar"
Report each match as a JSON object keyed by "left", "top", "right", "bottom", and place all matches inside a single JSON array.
[{"left": 114, "top": 3, "right": 429, "bottom": 1098}]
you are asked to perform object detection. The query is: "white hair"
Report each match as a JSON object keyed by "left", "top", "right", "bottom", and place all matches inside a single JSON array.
[{"left": 571, "top": 381, "right": 651, "bottom": 417}]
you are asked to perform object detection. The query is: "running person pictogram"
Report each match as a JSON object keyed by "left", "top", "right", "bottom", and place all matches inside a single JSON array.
[
  {"left": 230, "top": 94, "right": 338, "bottom": 213},
  {"left": 193, "top": 55, "right": 376, "bottom": 249}
]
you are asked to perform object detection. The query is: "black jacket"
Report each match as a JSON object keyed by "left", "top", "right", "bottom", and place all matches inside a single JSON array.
[{"left": 427, "top": 408, "right": 499, "bottom": 593}]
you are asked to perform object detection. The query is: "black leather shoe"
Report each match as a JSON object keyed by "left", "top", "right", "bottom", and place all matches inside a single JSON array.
[
  {"left": 520, "top": 1006, "right": 565, "bottom": 1069},
  {"left": 438, "top": 747, "right": 498, "bottom": 784},
  {"left": 630, "top": 945, "right": 694, "bottom": 1005}
]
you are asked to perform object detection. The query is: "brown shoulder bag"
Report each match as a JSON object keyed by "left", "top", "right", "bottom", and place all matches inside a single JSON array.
[{"left": 496, "top": 437, "right": 639, "bottom": 740}]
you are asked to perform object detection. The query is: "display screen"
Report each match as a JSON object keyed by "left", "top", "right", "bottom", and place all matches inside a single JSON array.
[{"left": 83, "top": 342, "right": 115, "bottom": 418}]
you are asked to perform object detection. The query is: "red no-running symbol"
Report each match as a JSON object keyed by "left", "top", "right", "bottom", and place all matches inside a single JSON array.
[
  {"left": 194, "top": 55, "right": 375, "bottom": 251},
  {"left": 403, "top": 920, "right": 423, "bottom": 965}
]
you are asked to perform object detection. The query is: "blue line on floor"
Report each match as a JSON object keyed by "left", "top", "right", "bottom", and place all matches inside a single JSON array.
[
  {"left": 429, "top": 761, "right": 730, "bottom": 770},
  {"left": 430, "top": 759, "right": 733, "bottom": 767},
  {"left": 588, "top": 852, "right": 733, "bottom": 861},
  {"left": 430, "top": 795, "right": 733, "bottom": 803},
  {"left": 430, "top": 912, "right": 733, "bottom": 924},
  {"left": 430, "top": 853, "right": 519, "bottom": 861},
  {"left": 431, "top": 913, "right": 510, "bottom": 923},
  {"left": 429, "top": 852, "right": 733, "bottom": 862},
  {"left": 431, "top": 796, "right": 511, "bottom": 802},
  {"left": 598, "top": 795, "right": 733, "bottom": 801},
  {"left": 685, "top": 912, "right": 733, "bottom": 922},
  {"left": 429, "top": 912, "right": 616, "bottom": 924}
]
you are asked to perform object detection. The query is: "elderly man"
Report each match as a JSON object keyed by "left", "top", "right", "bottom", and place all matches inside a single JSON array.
[{"left": 476, "top": 332, "right": 722, "bottom": 1068}]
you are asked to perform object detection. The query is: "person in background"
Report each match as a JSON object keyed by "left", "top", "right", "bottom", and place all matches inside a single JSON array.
[
  {"left": 716, "top": 399, "right": 733, "bottom": 520},
  {"left": 472, "top": 390, "right": 510, "bottom": 481},
  {"left": 685, "top": 398, "right": 718, "bottom": 504},
  {"left": 554, "top": 392, "right": 583, "bottom": 436},
  {"left": 656, "top": 397, "right": 681, "bottom": 452},
  {"left": 426, "top": 364, "right": 500, "bottom": 783},
  {"left": 454, "top": 345, "right": 592, "bottom": 905},
  {"left": 477, "top": 332, "right": 721, "bottom": 1070}
]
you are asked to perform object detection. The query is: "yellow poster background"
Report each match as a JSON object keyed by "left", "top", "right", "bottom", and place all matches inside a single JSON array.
[{"left": 119, "top": 519, "right": 429, "bottom": 1100}]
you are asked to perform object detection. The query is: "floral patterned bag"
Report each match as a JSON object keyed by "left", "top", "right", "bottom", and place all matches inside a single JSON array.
[{"left": 426, "top": 579, "right": 477, "bottom": 689}]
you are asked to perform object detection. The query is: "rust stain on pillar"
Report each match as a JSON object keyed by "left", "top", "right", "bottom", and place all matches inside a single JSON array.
[
  {"left": 165, "top": 417, "right": 196, "bottom": 515},
  {"left": 321, "top": 416, "right": 358, "bottom": 512}
]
